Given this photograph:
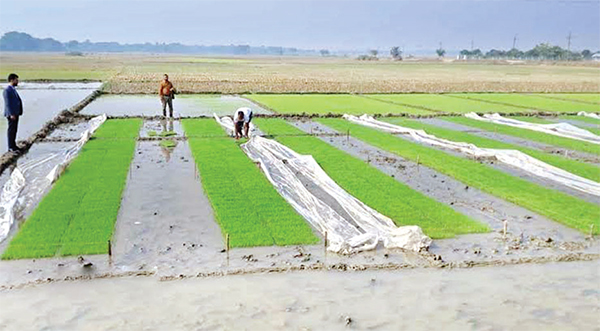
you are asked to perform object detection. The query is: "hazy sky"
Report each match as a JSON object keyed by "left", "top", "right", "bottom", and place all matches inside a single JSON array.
[{"left": 0, "top": 0, "right": 598, "bottom": 52}]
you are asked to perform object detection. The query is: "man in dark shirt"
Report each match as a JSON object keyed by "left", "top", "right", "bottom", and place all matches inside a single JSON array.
[{"left": 3, "top": 73, "right": 23, "bottom": 153}]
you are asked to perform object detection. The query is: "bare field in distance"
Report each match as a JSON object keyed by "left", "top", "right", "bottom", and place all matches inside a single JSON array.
[{"left": 1, "top": 52, "right": 599, "bottom": 93}]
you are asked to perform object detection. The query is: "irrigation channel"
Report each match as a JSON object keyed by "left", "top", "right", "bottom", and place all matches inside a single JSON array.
[{"left": 0, "top": 91, "right": 599, "bottom": 329}]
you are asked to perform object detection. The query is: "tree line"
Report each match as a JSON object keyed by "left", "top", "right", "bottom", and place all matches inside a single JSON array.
[{"left": 0, "top": 31, "right": 318, "bottom": 56}]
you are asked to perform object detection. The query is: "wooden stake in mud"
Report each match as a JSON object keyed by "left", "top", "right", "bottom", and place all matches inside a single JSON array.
[
  {"left": 226, "top": 233, "right": 230, "bottom": 252},
  {"left": 108, "top": 240, "right": 112, "bottom": 265},
  {"left": 324, "top": 231, "right": 328, "bottom": 253},
  {"left": 346, "top": 129, "right": 350, "bottom": 143},
  {"left": 416, "top": 155, "right": 420, "bottom": 172},
  {"left": 590, "top": 224, "right": 595, "bottom": 240},
  {"left": 503, "top": 220, "right": 508, "bottom": 239}
]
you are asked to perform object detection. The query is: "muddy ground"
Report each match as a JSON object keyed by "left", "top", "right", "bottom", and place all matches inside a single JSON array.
[{"left": 1, "top": 261, "right": 598, "bottom": 330}]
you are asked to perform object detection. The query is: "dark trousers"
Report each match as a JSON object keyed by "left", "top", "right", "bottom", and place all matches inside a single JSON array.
[{"left": 7, "top": 116, "right": 19, "bottom": 150}]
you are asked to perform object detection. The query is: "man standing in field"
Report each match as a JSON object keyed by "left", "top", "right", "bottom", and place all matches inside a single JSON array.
[
  {"left": 234, "top": 107, "right": 253, "bottom": 139},
  {"left": 159, "top": 74, "right": 175, "bottom": 118},
  {"left": 3, "top": 73, "right": 23, "bottom": 153}
]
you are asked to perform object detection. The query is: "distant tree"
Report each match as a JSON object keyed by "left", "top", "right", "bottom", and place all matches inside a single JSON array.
[
  {"left": 506, "top": 48, "right": 523, "bottom": 59},
  {"left": 436, "top": 47, "right": 446, "bottom": 58},
  {"left": 369, "top": 49, "right": 378, "bottom": 58},
  {"left": 320, "top": 49, "right": 330, "bottom": 57},
  {"left": 390, "top": 46, "right": 402, "bottom": 60},
  {"left": 581, "top": 49, "right": 592, "bottom": 59}
]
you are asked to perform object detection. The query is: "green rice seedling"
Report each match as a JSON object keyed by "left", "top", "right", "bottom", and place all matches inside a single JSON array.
[
  {"left": 182, "top": 119, "right": 318, "bottom": 248},
  {"left": 451, "top": 94, "right": 599, "bottom": 113},
  {"left": 159, "top": 131, "right": 177, "bottom": 137},
  {"left": 531, "top": 93, "right": 600, "bottom": 105},
  {"left": 368, "top": 94, "right": 524, "bottom": 114},
  {"left": 444, "top": 117, "right": 600, "bottom": 156},
  {"left": 2, "top": 119, "right": 142, "bottom": 259},
  {"left": 383, "top": 118, "right": 600, "bottom": 182},
  {"left": 245, "top": 94, "right": 432, "bottom": 115},
  {"left": 317, "top": 118, "right": 600, "bottom": 235},
  {"left": 148, "top": 130, "right": 157, "bottom": 137},
  {"left": 255, "top": 118, "right": 489, "bottom": 239}
]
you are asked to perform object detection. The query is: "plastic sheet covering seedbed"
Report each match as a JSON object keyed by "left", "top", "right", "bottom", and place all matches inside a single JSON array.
[
  {"left": 0, "top": 115, "right": 107, "bottom": 243},
  {"left": 213, "top": 116, "right": 431, "bottom": 253},
  {"left": 242, "top": 136, "right": 431, "bottom": 253},
  {"left": 578, "top": 111, "right": 600, "bottom": 120},
  {"left": 465, "top": 113, "right": 600, "bottom": 145},
  {"left": 344, "top": 114, "right": 600, "bottom": 197}
]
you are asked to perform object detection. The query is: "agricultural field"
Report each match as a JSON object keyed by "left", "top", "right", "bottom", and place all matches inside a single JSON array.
[
  {"left": 247, "top": 94, "right": 431, "bottom": 115},
  {"left": 316, "top": 118, "right": 600, "bottom": 235},
  {"left": 444, "top": 116, "right": 600, "bottom": 155},
  {"left": 384, "top": 117, "right": 600, "bottom": 182},
  {"left": 368, "top": 94, "right": 525, "bottom": 114},
  {"left": 254, "top": 118, "right": 489, "bottom": 238},
  {"left": 532, "top": 93, "right": 600, "bottom": 105},
  {"left": 183, "top": 119, "right": 318, "bottom": 247},
  {"left": 453, "top": 93, "right": 600, "bottom": 113},
  {"left": 2, "top": 119, "right": 141, "bottom": 259},
  {"left": 2, "top": 53, "right": 600, "bottom": 94}
]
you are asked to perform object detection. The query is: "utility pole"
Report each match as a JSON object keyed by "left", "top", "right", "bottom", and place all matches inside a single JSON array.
[
  {"left": 512, "top": 34, "right": 518, "bottom": 49},
  {"left": 567, "top": 31, "right": 572, "bottom": 51},
  {"left": 470, "top": 39, "right": 474, "bottom": 51}
]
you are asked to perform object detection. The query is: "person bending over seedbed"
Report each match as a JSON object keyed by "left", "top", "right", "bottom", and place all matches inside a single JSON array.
[
  {"left": 159, "top": 74, "right": 176, "bottom": 118},
  {"left": 234, "top": 107, "right": 253, "bottom": 139}
]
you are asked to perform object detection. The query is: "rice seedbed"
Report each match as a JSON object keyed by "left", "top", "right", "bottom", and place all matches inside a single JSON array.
[
  {"left": 384, "top": 118, "right": 600, "bottom": 182},
  {"left": 559, "top": 115, "right": 600, "bottom": 125},
  {"left": 452, "top": 94, "right": 599, "bottom": 113},
  {"left": 532, "top": 93, "right": 600, "bottom": 105},
  {"left": 2, "top": 119, "right": 142, "bottom": 259},
  {"left": 254, "top": 118, "right": 488, "bottom": 238},
  {"left": 508, "top": 116, "right": 600, "bottom": 135},
  {"left": 316, "top": 118, "right": 600, "bottom": 235},
  {"left": 368, "top": 94, "right": 525, "bottom": 114},
  {"left": 245, "top": 94, "right": 432, "bottom": 115},
  {"left": 159, "top": 140, "right": 177, "bottom": 148},
  {"left": 182, "top": 119, "right": 318, "bottom": 247},
  {"left": 444, "top": 117, "right": 600, "bottom": 156}
]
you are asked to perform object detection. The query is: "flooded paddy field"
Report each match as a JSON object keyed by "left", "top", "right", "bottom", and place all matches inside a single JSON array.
[
  {"left": 0, "top": 90, "right": 598, "bottom": 330},
  {"left": 0, "top": 82, "right": 101, "bottom": 151},
  {"left": 80, "top": 94, "right": 271, "bottom": 117}
]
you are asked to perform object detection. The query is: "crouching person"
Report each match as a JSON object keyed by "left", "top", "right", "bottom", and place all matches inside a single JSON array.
[{"left": 234, "top": 107, "right": 253, "bottom": 139}]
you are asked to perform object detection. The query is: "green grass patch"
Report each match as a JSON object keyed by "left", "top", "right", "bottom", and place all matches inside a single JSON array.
[
  {"left": 148, "top": 130, "right": 157, "bottom": 137},
  {"left": 453, "top": 94, "right": 599, "bottom": 113},
  {"left": 254, "top": 118, "right": 488, "bottom": 238},
  {"left": 383, "top": 118, "right": 600, "bottom": 182},
  {"left": 183, "top": 119, "right": 318, "bottom": 247},
  {"left": 444, "top": 117, "right": 600, "bottom": 156},
  {"left": 316, "top": 118, "right": 600, "bottom": 235},
  {"left": 2, "top": 119, "right": 142, "bottom": 259},
  {"left": 369, "top": 94, "right": 525, "bottom": 114},
  {"left": 245, "top": 94, "right": 432, "bottom": 115}
]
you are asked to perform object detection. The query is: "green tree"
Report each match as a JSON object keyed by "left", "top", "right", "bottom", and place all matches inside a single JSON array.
[
  {"left": 436, "top": 47, "right": 446, "bottom": 57},
  {"left": 390, "top": 46, "right": 402, "bottom": 60}
]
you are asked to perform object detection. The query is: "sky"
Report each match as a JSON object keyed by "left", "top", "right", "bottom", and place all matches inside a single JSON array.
[{"left": 0, "top": 0, "right": 598, "bottom": 52}]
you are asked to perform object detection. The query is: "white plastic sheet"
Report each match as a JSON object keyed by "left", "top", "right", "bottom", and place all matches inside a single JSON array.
[
  {"left": 214, "top": 113, "right": 257, "bottom": 137},
  {"left": 0, "top": 115, "right": 107, "bottom": 242},
  {"left": 241, "top": 135, "right": 431, "bottom": 254},
  {"left": 343, "top": 114, "right": 600, "bottom": 197},
  {"left": 577, "top": 111, "right": 600, "bottom": 120},
  {"left": 465, "top": 112, "right": 600, "bottom": 145}
]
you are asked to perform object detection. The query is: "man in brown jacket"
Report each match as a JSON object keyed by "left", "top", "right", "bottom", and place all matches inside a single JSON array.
[{"left": 159, "top": 74, "right": 175, "bottom": 117}]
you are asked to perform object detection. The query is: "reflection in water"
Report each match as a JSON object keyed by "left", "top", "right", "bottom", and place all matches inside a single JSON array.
[{"left": 160, "top": 118, "right": 174, "bottom": 133}]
